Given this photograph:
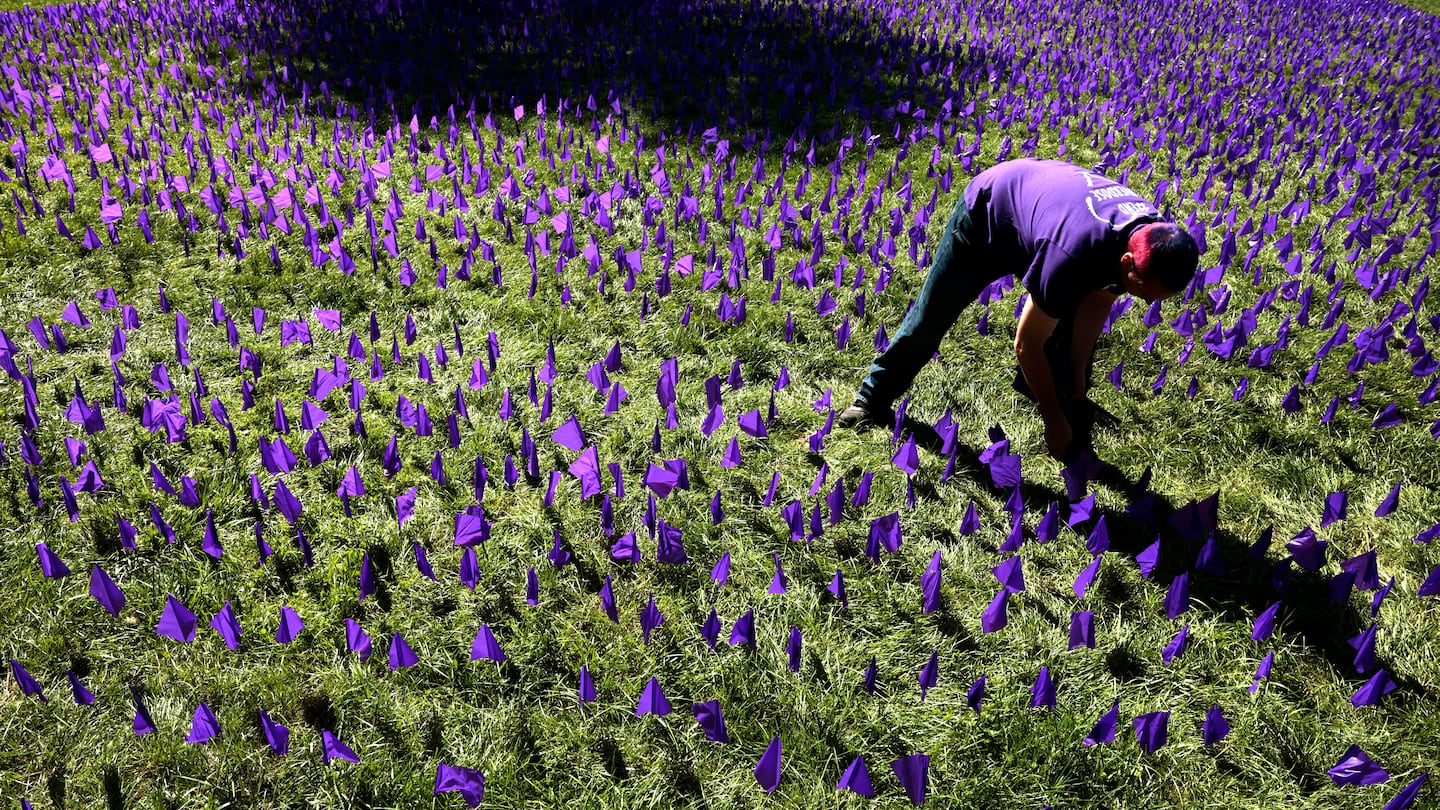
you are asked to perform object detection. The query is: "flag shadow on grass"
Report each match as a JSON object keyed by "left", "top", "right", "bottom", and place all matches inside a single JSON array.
[
  {"left": 238, "top": 0, "right": 999, "bottom": 152},
  {"left": 901, "top": 414, "right": 1392, "bottom": 688}
]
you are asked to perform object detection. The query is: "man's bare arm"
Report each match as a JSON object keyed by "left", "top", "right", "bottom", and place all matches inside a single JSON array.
[
  {"left": 1015, "top": 297, "right": 1071, "bottom": 457},
  {"left": 1068, "top": 289, "right": 1118, "bottom": 399}
]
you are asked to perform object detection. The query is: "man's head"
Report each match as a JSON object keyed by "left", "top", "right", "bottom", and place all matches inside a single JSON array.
[{"left": 1119, "top": 223, "right": 1200, "bottom": 303}]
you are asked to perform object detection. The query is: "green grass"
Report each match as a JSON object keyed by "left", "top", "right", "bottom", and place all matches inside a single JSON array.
[{"left": 1, "top": 0, "right": 1438, "bottom": 807}]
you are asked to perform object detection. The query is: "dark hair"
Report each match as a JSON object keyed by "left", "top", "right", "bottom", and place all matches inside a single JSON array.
[{"left": 1133, "top": 223, "right": 1199, "bottom": 292}]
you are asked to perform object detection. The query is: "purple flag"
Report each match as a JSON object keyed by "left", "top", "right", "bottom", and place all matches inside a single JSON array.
[
  {"left": 769, "top": 552, "right": 788, "bottom": 594},
  {"left": 35, "top": 543, "right": 70, "bottom": 578},
  {"left": 1084, "top": 700, "right": 1120, "bottom": 746},
  {"left": 9, "top": 660, "right": 45, "bottom": 702},
  {"left": 1202, "top": 705, "right": 1230, "bottom": 746},
  {"left": 1162, "top": 625, "right": 1189, "bottom": 665},
  {"left": 636, "top": 676, "right": 671, "bottom": 716},
  {"left": 131, "top": 686, "right": 156, "bottom": 734},
  {"left": 1133, "top": 710, "right": 1170, "bottom": 754},
  {"left": 187, "top": 702, "right": 221, "bottom": 744},
  {"left": 321, "top": 729, "right": 360, "bottom": 765},
  {"left": 837, "top": 755, "right": 875, "bottom": 796},
  {"left": 346, "top": 619, "right": 373, "bottom": 660},
  {"left": 754, "top": 735, "right": 782, "bottom": 793},
  {"left": 435, "top": 763, "right": 486, "bottom": 808},
  {"left": 891, "top": 753, "right": 929, "bottom": 804},
  {"left": 1329, "top": 744, "right": 1389, "bottom": 786},
  {"left": 66, "top": 669, "right": 94, "bottom": 705},
  {"left": 89, "top": 565, "right": 125, "bottom": 616},
  {"left": 1351, "top": 670, "right": 1398, "bottom": 707},
  {"left": 693, "top": 700, "right": 730, "bottom": 742},
  {"left": 730, "top": 609, "right": 756, "bottom": 648},
  {"left": 1069, "top": 611, "right": 1096, "bottom": 650},
  {"left": 210, "top": 601, "right": 242, "bottom": 651},
  {"left": 981, "top": 589, "right": 1008, "bottom": 633},
  {"left": 1381, "top": 774, "right": 1428, "bottom": 810},
  {"left": 389, "top": 632, "right": 418, "bottom": 670},
  {"left": 275, "top": 606, "right": 304, "bottom": 644},
  {"left": 918, "top": 650, "right": 939, "bottom": 701},
  {"left": 1030, "top": 666, "right": 1055, "bottom": 711},
  {"left": 578, "top": 665, "right": 597, "bottom": 704},
  {"left": 156, "top": 593, "right": 197, "bottom": 642},
  {"left": 471, "top": 624, "right": 506, "bottom": 662}
]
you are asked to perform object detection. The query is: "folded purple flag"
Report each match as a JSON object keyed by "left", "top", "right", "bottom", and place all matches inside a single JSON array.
[
  {"left": 187, "top": 702, "right": 221, "bottom": 744},
  {"left": 754, "top": 735, "right": 782, "bottom": 793},
  {"left": 1329, "top": 744, "right": 1389, "bottom": 786},
  {"left": 981, "top": 589, "right": 1009, "bottom": 633},
  {"left": 66, "top": 669, "right": 93, "bottom": 705},
  {"left": 389, "top": 632, "right": 419, "bottom": 670},
  {"left": 9, "top": 660, "right": 45, "bottom": 703},
  {"left": 1381, "top": 774, "right": 1428, "bottom": 810},
  {"left": 89, "top": 565, "right": 125, "bottom": 616},
  {"left": 1351, "top": 669, "right": 1398, "bottom": 707},
  {"left": 636, "top": 676, "right": 671, "bottom": 716},
  {"left": 892, "top": 753, "right": 929, "bottom": 804},
  {"left": 837, "top": 755, "right": 875, "bottom": 796},
  {"left": 321, "top": 729, "right": 360, "bottom": 765},
  {"left": 471, "top": 624, "right": 506, "bottom": 662},
  {"left": 1030, "top": 667, "right": 1056, "bottom": 710},
  {"left": 1084, "top": 700, "right": 1120, "bottom": 746},
  {"left": 211, "top": 601, "right": 242, "bottom": 651},
  {"left": 693, "top": 700, "right": 729, "bottom": 742},
  {"left": 435, "top": 763, "right": 485, "bottom": 808},
  {"left": 1202, "top": 705, "right": 1230, "bottom": 746},
  {"left": 157, "top": 593, "right": 197, "bottom": 642},
  {"left": 1133, "top": 710, "right": 1170, "bottom": 754}
]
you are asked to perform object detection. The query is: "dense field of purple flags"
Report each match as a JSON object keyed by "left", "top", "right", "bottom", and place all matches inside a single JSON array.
[{"left": 1, "top": 0, "right": 1439, "bottom": 805}]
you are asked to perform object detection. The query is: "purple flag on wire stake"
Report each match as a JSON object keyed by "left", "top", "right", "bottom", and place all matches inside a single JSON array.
[
  {"left": 322, "top": 729, "right": 360, "bottom": 765},
  {"left": 471, "top": 624, "right": 506, "bottom": 662},
  {"left": 1381, "top": 774, "right": 1428, "bottom": 810},
  {"left": 435, "top": 763, "right": 486, "bottom": 807},
  {"left": 1133, "top": 710, "right": 1169, "bottom": 754},
  {"left": 892, "top": 753, "right": 930, "bottom": 804},
  {"left": 636, "top": 677, "right": 671, "bottom": 716},
  {"left": 578, "top": 666, "right": 597, "bottom": 704},
  {"left": 275, "top": 606, "right": 303, "bottom": 644},
  {"left": 1202, "top": 705, "right": 1230, "bottom": 746},
  {"left": 211, "top": 601, "right": 242, "bottom": 651},
  {"left": 260, "top": 709, "right": 290, "bottom": 755},
  {"left": 9, "top": 660, "right": 45, "bottom": 702},
  {"left": 89, "top": 565, "right": 125, "bottom": 616},
  {"left": 754, "top": 735, "right": 782, "bottom": 793},
  {"left": 837, "top": 755, "right": 875, "bottom": 796},
  {"left": 389, "top": 633, "right": 418, "bottom": 670},
  {"left": 1329, "top": 745, "right": 1389, "bottom": 786},
  {"left": 693, "top": 700, "right": 729, "bottom": 742},
  {"left": 1084, "top": 700, "right": 1119, "bottom": 746},
  {"left": 187, "top": 702, "right": 221, "bottom": 744},
  {"left": 1351, "top": 670, "right": 1398, "bottom": 707},
  {"left": 1030, "top": 666, "right": 1055, "bottom": 711},
  {"left": 66, "top": 669, "right": 93, "bottom": 705},
  {"left": 157, "top": 594, "right": 197, "bottom": 642}
]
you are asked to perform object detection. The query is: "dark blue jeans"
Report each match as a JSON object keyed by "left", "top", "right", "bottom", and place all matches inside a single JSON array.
[
  {"left": 858, "top": 196, "right": 1000, "bottom": 407},
  {"left": 857, "top": 196, "right": 1085, "bottom": 408}
]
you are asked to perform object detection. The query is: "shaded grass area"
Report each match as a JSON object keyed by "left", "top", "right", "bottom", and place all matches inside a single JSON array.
[{"left": 0, "top": 0, "right": 1438, "bottom": 807}]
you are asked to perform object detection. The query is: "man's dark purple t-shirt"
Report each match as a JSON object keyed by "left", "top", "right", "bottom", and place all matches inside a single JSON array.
[{"left": 963, "top": 159, "right": 1161, "bottom": 319}]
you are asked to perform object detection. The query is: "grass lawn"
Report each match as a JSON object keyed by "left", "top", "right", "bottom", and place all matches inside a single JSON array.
[{"left": 0, "top": 0, "right": 1438, "bottom": 808}]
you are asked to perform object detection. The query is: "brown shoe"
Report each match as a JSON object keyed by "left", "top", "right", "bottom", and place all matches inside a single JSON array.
[{"left": 837, "top": 400, "right": 895, "bottom": 428}]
